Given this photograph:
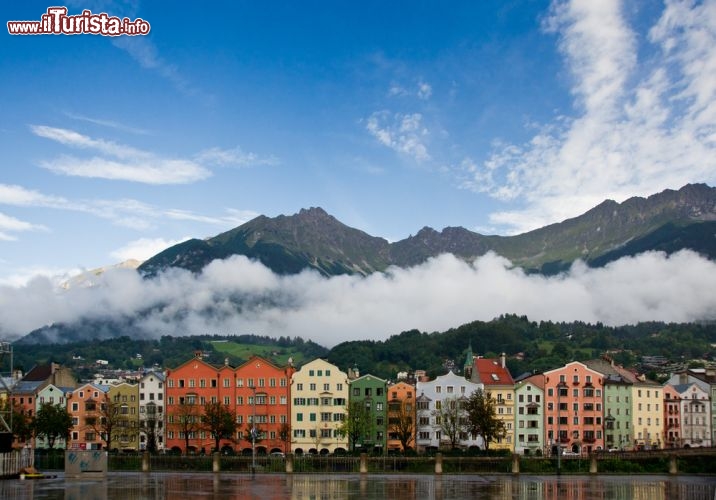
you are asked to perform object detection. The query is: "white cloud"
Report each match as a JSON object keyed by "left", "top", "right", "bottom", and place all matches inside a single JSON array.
[
  {"left": 0, "top": 184, "right": 72, "bottom": 209},
  {"left": 40, "top": 155, "right": 211, "bottom": 185},
  {"left": 32, "top": 125, "right": 211, "bottom": 185},
  {"left": 195, "top": 147, "right": 280, "bottom": 168},
  {"left": 1, "top": 250, "right": 714, "bottom": 346},
  {"left": 388, "top": 79, "right": 432, "bottom": 100},
  {"left": 0, "top": 183, "right": 257, "bottom": 236},
  {"left": 366, "top": 111, "right": 431, "bottom": 162},
  {"left": 462, "top": 0, "right": 716, "bottom": 233},
  {"left": 64, "top": 111, "right": 150, "bottom": 135},
  {"left": 417, "top": 80, "right": 432, "bottom": 100}
]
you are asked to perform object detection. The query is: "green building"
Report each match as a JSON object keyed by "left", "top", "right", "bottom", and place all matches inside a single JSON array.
[{"left": 347, "top": 370, "right": 388, "bottom": 454}]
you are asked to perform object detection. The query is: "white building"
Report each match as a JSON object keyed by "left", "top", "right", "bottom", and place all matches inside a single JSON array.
[
  {"left": 415, "top": 371, "right": 484, "bottom": 452},
  {"left": 138, "top": 371, "right": 165, "bottom": 451},
  {"left": 672, "top": 382, "right": 712, "bottom": 448}
]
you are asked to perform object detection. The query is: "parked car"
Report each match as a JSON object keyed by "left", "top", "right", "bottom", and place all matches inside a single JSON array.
[{"left": 561, "top": 450, "right": 580, "bottom": 457}]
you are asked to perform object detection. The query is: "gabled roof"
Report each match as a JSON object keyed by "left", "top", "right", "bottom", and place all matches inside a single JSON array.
[
  {"left": 21, "top": 364, "right": 54, "bottom": 382},
  {"left": 516, "top": 373, "right": 545, "bottom": 390},
  {"left": 472, "top": 358, "right": 514, "bottom": 386},
  {"left": 12, "top": 380, "right": 43, "bottom": 394},
  {"left": 350, "top": 373, "right": 388, "bottom": 385}
]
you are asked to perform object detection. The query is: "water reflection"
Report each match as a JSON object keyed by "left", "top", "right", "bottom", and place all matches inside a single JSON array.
[{"left": 0, "top": 473, "right": 714, "bottom": 500}]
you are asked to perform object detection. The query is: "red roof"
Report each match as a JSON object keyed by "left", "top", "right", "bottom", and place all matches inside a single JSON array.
[{"left": 473, "top": 358, "right": 514, "bottom": 386}]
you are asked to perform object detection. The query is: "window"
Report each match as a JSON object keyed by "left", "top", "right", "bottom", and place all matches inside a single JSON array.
[{"left": 324, "top": 383, "right": 330, "bottom": 391}]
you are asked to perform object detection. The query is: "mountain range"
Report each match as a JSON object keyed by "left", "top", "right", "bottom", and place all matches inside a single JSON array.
[{"left": 139, "top": 183, "right": 716, "bottom": 277}]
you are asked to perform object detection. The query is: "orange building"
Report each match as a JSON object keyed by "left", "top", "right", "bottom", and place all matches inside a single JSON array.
[
  {"left": 544, "top": 361, "right": 605, "bottom": 455},
  {"left": 386, "top": 381, "right": 416, "bottom": 452},
  {"left": 165, "top": 353, "right": 294, "bottom": 454},
  {"left": 165, "top": 355, "right": 227, "bottom": 453},
  {"left": 67, "top": 383, "right": 109, "bottom": 451},
  {"left": 234, "top": 355, "right": 294, "bottom": 455}
]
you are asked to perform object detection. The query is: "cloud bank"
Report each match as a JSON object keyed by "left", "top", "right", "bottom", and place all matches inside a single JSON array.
[{"left": 1, "top": 250, "right": 714, "bottom": 347}]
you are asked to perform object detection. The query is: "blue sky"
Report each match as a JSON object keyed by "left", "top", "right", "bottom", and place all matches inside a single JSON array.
[
  {"left": 1, "top": 1, "right": 716, "bottom": 344},
  {"left": 1, "top": 1, "right": 715, "bottom": 287}
]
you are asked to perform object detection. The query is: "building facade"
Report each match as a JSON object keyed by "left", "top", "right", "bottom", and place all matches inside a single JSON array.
[
  {"left": 290, "top": 358, "right": 348, "bottom": 454},
  {"left": 387, "top": 381, "right": 416, "bottom": 452},
  {"left": 544, "top": 362, "right": 605, "bottom": 455},
  {"left": 672, "top": 383, "right": 712, "bottom": 448},
  {"left": 415, "top": 371, "right": 484, "bottom": 452},
  {"left": 107, "top": 382, "right": 140, "bottom": 452},
  {"left": 347, "top": 373, "right": 388, "bottom": 454},
  {"left": 34, "top": 383, "right": 70, "bottom": 450},
  {"left": 514, "top": 374, "right": 544, "bottom": 456},
  {"left": 234, "top": 355, "right": 294, "bottom": 455},
  {"left": 663, "top": 384, "right": 681, "bottom": 448},
  {"left": 67, "top": 383, "right": 109, "bottom": 451},
  {"left": 468, "top": 354, "right": 515, "bottom": 450},
  {"left": 138, "top": 371, "right": 165, "bottom": 452}
]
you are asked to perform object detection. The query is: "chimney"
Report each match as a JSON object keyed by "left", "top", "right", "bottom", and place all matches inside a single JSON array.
[
  {"left": 224, "top": 358, "right": 229, "bottom": 366},
  {"left": 500, "top": 353, "right": 506, "bottom": 369}
]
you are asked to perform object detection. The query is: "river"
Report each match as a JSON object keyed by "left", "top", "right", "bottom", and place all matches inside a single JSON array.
[{"left": 1, "top": 472, "right": 715, "bottom": 499}]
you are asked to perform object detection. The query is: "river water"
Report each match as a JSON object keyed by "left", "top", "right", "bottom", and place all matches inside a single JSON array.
[{"left": 1, "top": 472, "right": 715, "bottom": 499}]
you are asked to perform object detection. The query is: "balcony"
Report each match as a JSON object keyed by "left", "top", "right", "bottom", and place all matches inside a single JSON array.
[
  {"left": 582, "top": 437, "right": 596, "bottom": 443},
  {"left": 559, "top": 437, "right": 570, "bottom": 443}
]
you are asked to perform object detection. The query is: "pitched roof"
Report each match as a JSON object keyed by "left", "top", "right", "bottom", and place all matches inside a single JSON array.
[{"left": 472, "top": 358, "right": 514, "bottom": 386}]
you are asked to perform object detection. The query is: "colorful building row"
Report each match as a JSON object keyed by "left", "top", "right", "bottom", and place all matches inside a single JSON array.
[{"left": 3, "top": 353, "right": 714, "bottom": 456}]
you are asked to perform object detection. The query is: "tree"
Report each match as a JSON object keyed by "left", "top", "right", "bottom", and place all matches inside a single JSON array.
[
  {"left": 88, "top": 397, "right": 138, "bottom": 452},
  {"left": 34, "top": 403, "right": 73, "bottom": 449},
  {"left": 1, "top": 400, "right": 33, "bottom": 445},
  {"left": 339, "top": 401, "right": 373, "bottom": 453},
  {"left": 202, "top": 402, "right": 236, "bottom": 452},
  {"left": 278, "top": 422, "right": 291, "bottom": 453},
  {"left": 388, "top": 399, "right": 415, "bottom": 452},
  {"left": 464, "top": 389, "right": 506, "bottom": 451},
  {"left": 432, "top": 396, "right": 466, "bottom": 450},
  {"left": 142, "top": 402, "right": 160, "bottom": 453},
  {"left": 168, "top": 399, "right": 202, "bottom": 454}
]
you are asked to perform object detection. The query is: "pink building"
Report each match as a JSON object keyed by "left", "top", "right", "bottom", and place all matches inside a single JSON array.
[{"left": 544, "top": 362, "right": 605, "bottom": 455}]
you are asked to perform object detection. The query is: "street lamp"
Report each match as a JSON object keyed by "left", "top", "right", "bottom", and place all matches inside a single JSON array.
[{"left": 249, "top": 385, "right": 257, "bottom": 476}]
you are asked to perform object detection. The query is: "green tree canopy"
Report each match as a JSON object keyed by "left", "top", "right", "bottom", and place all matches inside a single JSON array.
[
  {"left": 34, "top": 402, "right": 73, "bottom": 449},
  {"left": 464, "top": 389, "right": 506, "bottom": 451},
  {"left": 202, "top": 402, "right": 237, "bottom": 452}
]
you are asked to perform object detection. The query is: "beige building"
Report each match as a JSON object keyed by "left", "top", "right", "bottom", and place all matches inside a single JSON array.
[
  {"left": 290, "top": 358, "right": 349, "bottom": 454},
  {"left": 631, "top": 381, "right": 662, "bottom": 449}
]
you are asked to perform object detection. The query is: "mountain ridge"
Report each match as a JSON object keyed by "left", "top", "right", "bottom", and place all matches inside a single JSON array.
[{"left": 139, "top": 183, "right": 716, "bottom": 277}]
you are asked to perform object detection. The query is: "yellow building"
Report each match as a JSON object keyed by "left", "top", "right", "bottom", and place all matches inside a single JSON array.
[
  {"left": 467, "top": 353, "right": 515, "bottom": 450},
  {"left": 631, "top": 381, "right": 662, "bottom": 449},
  {"left": 290, "top": 358, "right": 349, "bottom": 454},
  {"left": 107, "top": 382, "right": 140, "bottom": 451}
]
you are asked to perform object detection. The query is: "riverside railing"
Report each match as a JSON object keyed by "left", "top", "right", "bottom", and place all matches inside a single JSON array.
[
  {"left": 31, "top": 448, "right": 716, "bottom": 476},
  {"left": 0, "top": 449, "right": 34, "bottom": 478}
]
